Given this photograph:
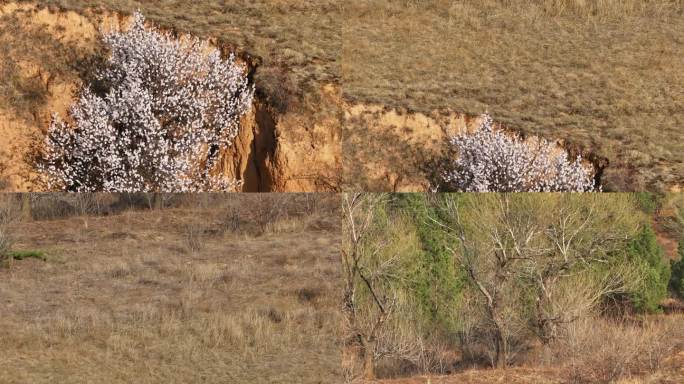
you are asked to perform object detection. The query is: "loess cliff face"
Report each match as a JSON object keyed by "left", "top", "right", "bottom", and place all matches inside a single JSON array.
[
  {"left": 0, "top": 2, "right": 341, "bottom": 192},
  {"left": 343, "top": 103, "right": 607, "bottom": 192},
  {"left": 221, "top": 83, "right": 342, "bottom": 192},
  {"left": 0, "top": 2, "right": 612, "bottom": 193}
]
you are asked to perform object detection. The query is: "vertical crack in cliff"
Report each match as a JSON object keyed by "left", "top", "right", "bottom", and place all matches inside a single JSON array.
[{"left": 244, "top": 100, "right": 277, "bottom": 192}]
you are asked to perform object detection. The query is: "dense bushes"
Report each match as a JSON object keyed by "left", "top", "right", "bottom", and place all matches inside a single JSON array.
[
  {"left": 344, "top": 193, "right": 681, "bottom": 380},
  {"left": 37, "top": 12, "right": 254, "bottom": 192},
  {"left": 623, "top": 226, "right": 671, "bottom": 313},
  {"left": 393, "top": 195, "right": 464, "bottom": 336},
  {"left": 671, "top": 240, "right": 684, "bottom": 298},
  {"left": 442, "top": 114, "right": 596, "bottom": 192}
]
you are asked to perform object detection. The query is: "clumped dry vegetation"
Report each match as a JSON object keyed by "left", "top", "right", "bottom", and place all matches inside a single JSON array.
[
  {"left": 0, "top": 194, "right": 342, "bottom": 383},
  {"left": 343, "top": 193, "right": 684, "bottom": 383},
  {"left": 342, "top": 0, "right": 683, "bottom": 192}
]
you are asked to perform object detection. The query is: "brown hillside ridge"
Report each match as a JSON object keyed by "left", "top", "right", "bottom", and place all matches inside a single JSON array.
[{"left": 0, "top": 2, "right": 341, "bottom": 192}]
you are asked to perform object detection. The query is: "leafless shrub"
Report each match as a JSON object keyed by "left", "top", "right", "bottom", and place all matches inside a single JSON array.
[
  {"left": 553, "top": 315, "right": 683, "bottom": 383},
  {"left": 221, "top": 204, "right": 241, "bottom": 232},
  {"left": 374, "top": 311, "right": 459, "bottom": 377},
  {"left": 216, "top": 194, "right": 339, "bottom": 236},
  {"left": 27, "top": 193, "right": 121, "bottom": 220}
]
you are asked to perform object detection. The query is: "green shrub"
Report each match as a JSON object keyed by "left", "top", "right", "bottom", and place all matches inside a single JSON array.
[
  {"left": 392, "top": 194, "right": 465, "bottom": 334},
  {"left": 670, "top": 240, "right": 684, "bottom": 298},
  {"left": 624, "top": 226, "right": 670, "bottom": 313},
  {"left": 6, "top": 250, "right": 46, "bottom": 261}
]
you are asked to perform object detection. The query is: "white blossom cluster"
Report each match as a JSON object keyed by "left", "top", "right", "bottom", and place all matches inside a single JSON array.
[
  {"left": 442, "top": 114, "right": 596, "bottom": 192},
  {"left": 38, "top": 12, "right": 254, "bottom": 192}
]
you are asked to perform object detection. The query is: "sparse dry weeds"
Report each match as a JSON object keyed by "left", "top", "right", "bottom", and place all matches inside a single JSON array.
[
  {"left": 548, "top": 315, "right": 684, "bottom": 383},
  {"left": 0, "top": 195, "right": 342, "bottom": 383}
]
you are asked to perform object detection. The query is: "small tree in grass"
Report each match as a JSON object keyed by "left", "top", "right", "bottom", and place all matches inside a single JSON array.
[
  {"left": 342, "top": 193, "right": 421, "bottom": 380},
  {"left": 37, "top": 12, "right": 254, "bottom": 192},
  {"left": 623, "top": 226, "right": 670, "bottom": 313},
  {"left": 442, "top": 114, "right": 596, "bottom": 192}
]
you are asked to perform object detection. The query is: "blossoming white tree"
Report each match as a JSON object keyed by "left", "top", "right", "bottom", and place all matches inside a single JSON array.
[
  {"left": 37, "top": 12, "right": 254, "bottom": 192},
  {"left": 442, "top": 114, "right": 596, "bottom": 192}
]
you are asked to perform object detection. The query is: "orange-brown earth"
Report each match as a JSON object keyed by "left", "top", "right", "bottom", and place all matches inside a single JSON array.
[
  {"left": 343, "top": 104, "right": 605, "bottom": 192},
  {"left": 0, "top": 2, "right": 341, "bottom": 192}
]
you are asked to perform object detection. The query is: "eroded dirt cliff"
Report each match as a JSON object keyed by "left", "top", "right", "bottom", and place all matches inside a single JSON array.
[
  {"left": 0, "top": 2, "right": 341, "bottom": 192},
  {"left": 343, "top": 103, "right": 607, "bottom": 192}
]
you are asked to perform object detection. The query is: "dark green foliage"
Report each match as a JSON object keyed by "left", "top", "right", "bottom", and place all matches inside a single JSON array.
[
  {"left": 392, "top": 194, "right": 465, "bottom": 334},
  {"left": 624, "top": 226, "right": 670, "bottom": 313},
  {"left": 670, "top": 240, "right": 684, "bottom": 298}
]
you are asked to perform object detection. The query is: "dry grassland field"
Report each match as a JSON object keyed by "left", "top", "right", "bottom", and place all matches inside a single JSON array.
[{"left": 0, "top": 194, "right": 342, "bottom": 383}]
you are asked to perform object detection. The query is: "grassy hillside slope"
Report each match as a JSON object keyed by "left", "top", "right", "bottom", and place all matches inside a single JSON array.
[{"left": 342, "top": 0, "right": 683, "bottom": 191}]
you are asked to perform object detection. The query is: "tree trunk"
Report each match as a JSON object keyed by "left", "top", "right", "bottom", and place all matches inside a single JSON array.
[
  {"left": 535, "top": 287, "right": 558, "bottom": 345},
  {"left": 487, "top": 301, "right": 507, "bottom": 369},
  {"left": 362, "top": 338, "right": 376, "bottom": 380},
  {"left": 494, "top": 330, "right": 506, "bottom": 369}
]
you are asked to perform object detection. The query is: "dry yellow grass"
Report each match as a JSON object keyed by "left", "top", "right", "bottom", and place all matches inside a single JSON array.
[
  {"left": 0, "top": 197, "right": 342, "bottom": 383},
  {"left": 342, "top": 0, "right": 683, "bottom": 191},
  {"left": 369, "top": 314, "right": 684, "bottom": 384}
]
